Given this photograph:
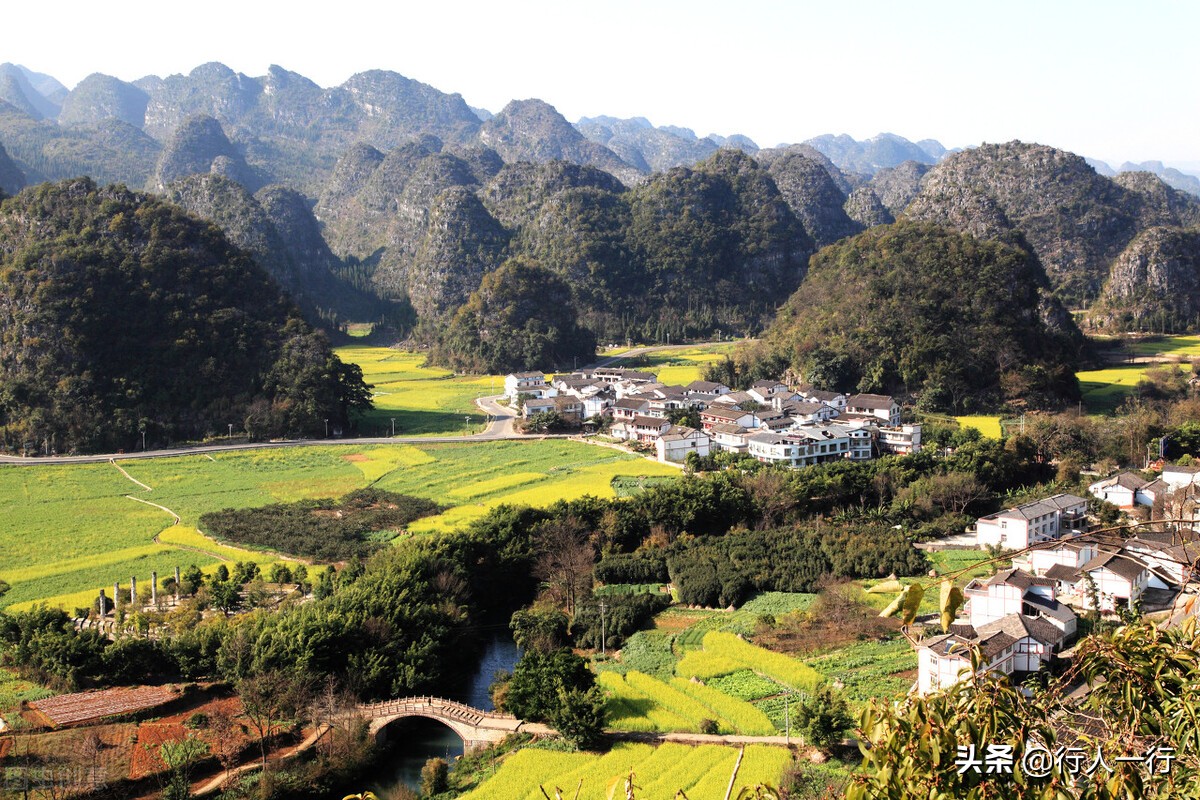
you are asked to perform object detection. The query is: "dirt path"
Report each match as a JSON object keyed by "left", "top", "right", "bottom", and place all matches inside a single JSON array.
[
  {"left": 193, "top": 725, "right": 330, "bottom": 796},
  {"left": 110, "top": 458, "right": 153, "bottom": 491},
  {"left": 124, "top": 495, "right": 181, "bottom": 526}
]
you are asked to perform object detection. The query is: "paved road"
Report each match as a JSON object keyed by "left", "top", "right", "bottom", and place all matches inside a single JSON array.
[
  {"left": 0, "top": 395, "right": 562, "bottom": 466},
  {"left": 0, "top": 340, "right": 744, "bottom": 466}
]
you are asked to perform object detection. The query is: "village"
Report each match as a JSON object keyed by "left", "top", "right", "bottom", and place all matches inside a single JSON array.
[
  {"left": 917, "top": 462, "right": 1199, "bottom": 695},
  {"left": 502, "top": 367, "right": 1200, "bottom": 701},
  {"left": 504, "top": 366, "right": 921, "bottom": 466}
]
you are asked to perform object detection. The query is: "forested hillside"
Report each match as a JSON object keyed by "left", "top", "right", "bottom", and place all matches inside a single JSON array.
[
  {"left": 748, "top": 222, "right": 1085, "bottom": 411},
  {"left": 0, "top": 179, "right": 371, "bottom": 454}
]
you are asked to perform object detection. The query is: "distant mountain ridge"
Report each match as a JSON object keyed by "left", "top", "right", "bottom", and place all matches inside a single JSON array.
[{"left": 3, "top": 60, "right": 1200, "bottom": 340}]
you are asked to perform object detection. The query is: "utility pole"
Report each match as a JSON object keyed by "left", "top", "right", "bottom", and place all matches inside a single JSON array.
[
  {"left": 784, "top": 693, "right": 790, "bottom": 745},
  {"left": 599, "top": 601, "right": 607, "bottom": 656}
]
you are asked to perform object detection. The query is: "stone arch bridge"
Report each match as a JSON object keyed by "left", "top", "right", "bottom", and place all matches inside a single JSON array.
[{"left": 356, "top": 696, "right": 551, "bottom": 753}]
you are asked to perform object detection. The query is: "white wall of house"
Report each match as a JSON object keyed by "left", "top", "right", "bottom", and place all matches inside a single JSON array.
[
  {"left": 919, "top": 649, "right": 971, "bottom": 694},
  {"left": 657, "top": 433, "right": 711, "bottom": 463},
  {"left": 967, "top": 584, "right": 1022, "bottom": 627}
]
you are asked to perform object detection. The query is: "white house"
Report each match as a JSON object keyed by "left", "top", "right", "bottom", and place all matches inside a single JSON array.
[
  {"left": 684, "top": 380, "right": 731, "bottom": 397},
  {"left": 1123, "top": 534, "right": 1195, "bottom": 586},
  {"left": 522, "top": 397, "right": 557, "bottom": 418},
  {"left": 656, "top": 426, "right": 710, "bottom": 464},
  {"left": 1161, "top": 464, "right": 1200, "bottom": 492},
  {"left": 1013, "top": 538, "right": 1100, "bottom": 579},
  {"left": 844, "top": 393, "right": 901, "bottom": 426},
  {"left": 974, "top": 494, "right": 1088, "bottom": 550},
  {"left": 917, "top": 613, "right": 1067, "bottom": 695},
  {"left": 505, "top": 372, "right": 553, "bottom": 403},
  {"left": 611, "top": 398, "right": 652, "bottom": 422},
  {"left": 746, "top": 424, "right": 855, "bottom": 468},
  {"left": 796, "top": 387, "right": 847, "bottom": 412},
  {"left": 877, "top": 424, "right": 923, "bottom": 455},
  {"left": 1088, "top": 472, "right": 1148, "bottom": 509},
  {"left": 777, "top": 399, "right": 837, "bottom": 424},
  {"left": 709, "top": 423, "right": 750, "bottom": 454},
  {"left": 701, "top": 407, "right": 758, "bottom": 431},
  {"left": 1076, "top": 550, "right": 1156, "bottom": 611},
  {"left": 961, "top": 569, "right": 1076, "bottom": 639}
]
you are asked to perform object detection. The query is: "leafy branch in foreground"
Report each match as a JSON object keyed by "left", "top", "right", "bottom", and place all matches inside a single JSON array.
[{"left": 849, "top": 619, "right": 1200, "bottom": 799}]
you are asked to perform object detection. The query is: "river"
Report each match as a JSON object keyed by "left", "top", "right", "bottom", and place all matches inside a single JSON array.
[{"left": 362, "top": 630, "right": 522, "bottom": 796}]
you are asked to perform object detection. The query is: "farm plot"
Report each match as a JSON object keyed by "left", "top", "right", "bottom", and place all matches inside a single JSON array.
[
  {"left": 30, "top": 685, "right": 179, "bottom": 727},
  {"left": 600, "top": 343, "right": 740, "bottom": 386},
  {"left": 459, "top": 742, "right": 789, "bottom": 800},
  {"left": 676, "top": 632, "right": 823, "bottom": 692},
  {"left": 336, "top": 345, "right": 499, "bottom": 436},
  {"left": 1, "top": 441, "right": 680, "bottom": 609}
]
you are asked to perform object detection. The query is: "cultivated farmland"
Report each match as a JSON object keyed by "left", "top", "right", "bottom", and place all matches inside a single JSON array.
[
  {"left": 335, "top": 345, "right": 500, "bottom": 437},
  {"left": 458, "top": 742, "right": 790, "bottom": 800},
  {"left": 0, "top": 441, "right": 677, "bottom": 610}
]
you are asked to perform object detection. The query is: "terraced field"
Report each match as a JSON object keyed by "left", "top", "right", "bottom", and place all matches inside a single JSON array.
[
  {"left": 0, "top": 441, "right": 676, "bottom": 610},
  {"left": 458, "top": 742, "right": 790, "bottom": 800}
]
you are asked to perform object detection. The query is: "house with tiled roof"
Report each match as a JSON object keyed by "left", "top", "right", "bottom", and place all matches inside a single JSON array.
[
  {"left": 700, "top": 407, "right": 757, "bottom": 431},
  {"left": 974, "top": 494, "right": 1088, "bottom": 550},
  {"left": 918, "top": 568, "right": 1076, "bottom": 695},
  {"left": 844, "top": 393, "right": 901, "bottom": 426},
  {"left": 795, "top": 387, "right": 847, "bottom": 412},
  {"left": 1077, "top": 550, "right": 1161, "bottom": 611},
  {"left": 708, "top": 423, "right": 750, "bottom": 454},
  {"left": 505, "top": 371, "right": 555, "bottom": 403},
  {"left": 1088, "top": 471, "right": 1149, "bottom": 509},
  {"left": 684, "top": 380, "right": 731, "bottom": 396},
  {"left": 656, "top": 425, "right": 710, "bottom": 463}
]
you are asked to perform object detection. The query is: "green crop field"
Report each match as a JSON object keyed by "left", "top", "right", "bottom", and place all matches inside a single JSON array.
[
  {"left": 0, "top": 440, "right": 678, "bottom": 610},
  {"left": 598, "top": 343, "right": 740, "bottom": 386},
  {"left": 335, "top": 345, "right": 501, "bottom": 437},
  {"left": 458, "top": 742, "right": 790, "bottom": 800},
  {"left": 1118, "top": 334, "right": 1200, "bottom": 358},
  {"left": 1077, "top": 364, "right": 1154, "bottom": 414}
]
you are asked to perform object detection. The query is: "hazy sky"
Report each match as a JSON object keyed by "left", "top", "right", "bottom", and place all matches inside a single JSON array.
[{"left": 8, "top": 0, "right": 1197, "bottom": 167}]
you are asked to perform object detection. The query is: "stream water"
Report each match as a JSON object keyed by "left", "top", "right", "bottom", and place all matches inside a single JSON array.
[{"left": 362, "top": 630, "right": 522, "bottom": 796}]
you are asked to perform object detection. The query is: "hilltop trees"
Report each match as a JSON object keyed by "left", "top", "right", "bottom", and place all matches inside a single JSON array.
[
  {"left": 0, "top": 179, "right": 373, "bottom": 454},
  {"left": 753, "top": 222, "right": 1084, "bottom": 412},
  {"left": 433, "top": 256, "right": 596, "bottom": 373}
]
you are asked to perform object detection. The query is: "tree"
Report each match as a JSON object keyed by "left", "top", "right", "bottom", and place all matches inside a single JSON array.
[
  {"left": 794, "top": 686, "right": 852, "bottom": 752},
  {"left": 237, "top": 671, "right": 309, "bottom": 773},
  {"left": 181, "top": 565, "right": 205, "bottom": 596},
  {"left": 156, "top": 735, "right": 208, "bottom": 800},
  {"left": 847, "top": 620, "right": 1200, "bottom": 799},
  {"left": 208, "top": 709, "right": 244, "bottom": 786},
  {"left": 503, "top": 648, "right": 596, "bottom": 722},
  {"left": 550, "top": 686, "right": 608, "bottom": 750},
  {"left": 533, "top": 517, "right": 595, "bottom": 619},
  {"left": 420, "top": 757, "right": 449, "bottom": 796},
  {"left": 510, "top": 608, "right": 570, "bottom": 653}
]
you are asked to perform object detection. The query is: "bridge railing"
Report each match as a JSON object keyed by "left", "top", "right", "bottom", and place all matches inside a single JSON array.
[{"left": 355, "top": 695, "right": 519, "bottom": 720}]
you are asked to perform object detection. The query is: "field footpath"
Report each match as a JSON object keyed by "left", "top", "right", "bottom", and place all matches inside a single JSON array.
[{"left": 613, "top": 730, "right": 796, "bottom": 747}]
